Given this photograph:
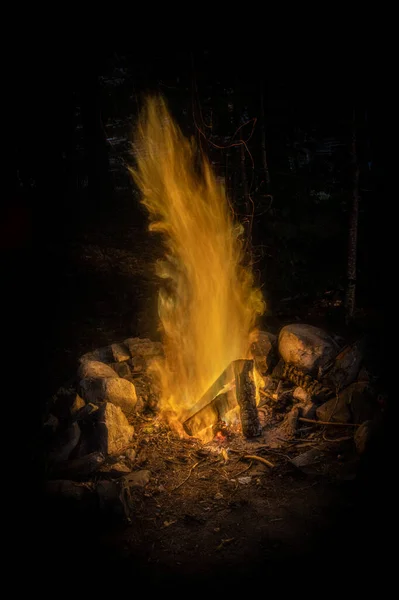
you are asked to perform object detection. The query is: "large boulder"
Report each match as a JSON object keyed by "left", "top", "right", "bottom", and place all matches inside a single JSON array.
[
  {"left": 78, "top": 377, "right": 138, "bottom": 416},
  {"left": 95, "top": 403, "right": 134, "bottom": 455},
  {"left": 250, "top": 330, "right": 278, "bottom": 375},
  {"left": 278, "top": 324, "right": 339, "bottom": 374}
]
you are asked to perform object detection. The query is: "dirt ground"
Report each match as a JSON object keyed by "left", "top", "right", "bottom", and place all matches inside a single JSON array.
[{"left": 32, "top": 204, "right": 392, "bottom": 590}]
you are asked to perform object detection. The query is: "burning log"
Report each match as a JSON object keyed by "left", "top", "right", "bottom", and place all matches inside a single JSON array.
[
  {"left": 234, "top": 360, "right": 261, "bottom": 438},
  {"left": 182, "top": 360, "right": 243, "bottom": 437},
  {"left": 183, "top": 359, "right": 261, "bottom": 439}
]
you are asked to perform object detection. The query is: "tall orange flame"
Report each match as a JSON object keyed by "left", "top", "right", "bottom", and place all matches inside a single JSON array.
[{"left": 130, "top": 96, "right": 265, "bottom": 431}]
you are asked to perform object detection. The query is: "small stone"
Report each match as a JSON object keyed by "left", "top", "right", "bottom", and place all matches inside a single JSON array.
[
  {"left": 124, "top": 337, "right": 164, "bottom": 358},
  {"left": 77, "top": 360, "right": 119, "bottom": 380},
  {"left": 74, "top": 402, "right": 99, "bottom": 421},
  {"left": 121, "top": 469, "right": 151, "bottom": 489},
  {"left": 293, "top": 387, "right": 311, "bottom": 403},
  {"left": 79, "top": 346, "right": 114, "bottom": 364},
  {"left": 70, "top": 394, "right": 85, "bottom": 416},
  {"left": 111, "top": 343, "right": 130, "bottom": 362},
  {"left": 124, "top": 448, "right": 137, "bottom": 464},
  {"left": 300, "top": 403, "right": 317, "bottom": 420},
  {"left": 99, "top": 461, "right": 131, "bottom": 477},
  {"left": 278, "top": 324, "right": 339, "bottom": 374},
  {"left": 237, "top": 476, "right": 252, "bottom": 485},
  {"left": 290, "top": 448, "right": 323, "bottom": 469},
  {"left": 214, "top": 492, "right": 224, "bottom": 500},
  {"left": 96, "top": 403, "right": 134, "bottom": 455},
  {"left": 110, "top": 362, "right": 132, "bottom": 378}
]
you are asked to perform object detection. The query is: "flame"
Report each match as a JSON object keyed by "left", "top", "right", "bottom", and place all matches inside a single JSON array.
[{"left": 130, "top": 96, "right": 265, "bottom": 433}]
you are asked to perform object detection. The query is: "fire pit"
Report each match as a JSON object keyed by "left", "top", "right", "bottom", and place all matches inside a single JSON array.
[{"left": 42, "top": 96, "right": 386, "bottom": 578}]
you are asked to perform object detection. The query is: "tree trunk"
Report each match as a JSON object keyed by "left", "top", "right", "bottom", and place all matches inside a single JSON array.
[
  {"left": 345, "top": 111, "right": 360, "bottom": 324},
  {"left": 260, "top": 85, "right": 271, "bottom": 195}
]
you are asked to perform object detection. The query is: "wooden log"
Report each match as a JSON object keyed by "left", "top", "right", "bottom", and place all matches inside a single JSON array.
[
  {"left": 182, "top": 360, "right": 247, "bottom": 437},
  {"left": 234, "top": 360, "right": 262, "bottom": 437}
]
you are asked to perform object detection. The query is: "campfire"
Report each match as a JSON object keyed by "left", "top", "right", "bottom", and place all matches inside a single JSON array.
[
  {"left": 128, "top": 96, "right": 266, "bottom": 441},
  {"left": 43, "top": 96, "right": 385, "bottom": 528}
]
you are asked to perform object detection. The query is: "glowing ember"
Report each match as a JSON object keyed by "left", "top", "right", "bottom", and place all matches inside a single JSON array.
[{"left": 130, "top": 96, "right": 265, "bottom": 437}]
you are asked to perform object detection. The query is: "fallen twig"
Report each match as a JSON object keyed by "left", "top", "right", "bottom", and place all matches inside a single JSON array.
[
  {"left": 299, "top": 417, "right": 361, "bottom": 427},
  {"left": 170, "top": 459, "right": 205, "bottom": 491},
  {"left": 243, "top": 455, "right": 275, "bottom": 468},
  {"left": 322, "top": 431, "right": 353, "bottom": 443},
  {"left": 232, "top": 462, "right": 253, "bottom": 478}
]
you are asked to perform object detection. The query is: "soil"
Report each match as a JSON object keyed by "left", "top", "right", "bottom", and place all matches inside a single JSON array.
[{"left": 27, "top": 201, "right": 392, "bottom": 590}]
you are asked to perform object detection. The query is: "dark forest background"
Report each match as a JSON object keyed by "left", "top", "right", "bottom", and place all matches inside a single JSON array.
[{"left": 8, "top": 45, "right": 389, "bottom": 441}]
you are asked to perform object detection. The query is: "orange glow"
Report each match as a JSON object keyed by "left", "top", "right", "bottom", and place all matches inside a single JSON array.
[{"left": 130, "top": 96, "right": 265, "bottom": 436}]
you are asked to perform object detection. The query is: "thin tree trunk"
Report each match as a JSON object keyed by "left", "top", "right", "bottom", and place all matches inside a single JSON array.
[
  {"left": 345, "top": 111, "right": 360, "bottom": 324},
  {"left": 260, "top": 85, "right": 271, "bottom": 194}
]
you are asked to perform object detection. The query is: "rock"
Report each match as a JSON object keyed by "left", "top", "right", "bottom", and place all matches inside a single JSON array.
[
  {"left": 52, "top": 452, "right": 105, "bottom": 479},
  {"left": 46, "top": 480, "right": 95, "bottom": 509},
  {"left": 110, "top": 361, "right": 132, "bottom": 378},
  {"left": 321, "top": 339, "right": 365, "bottom": 390},
  {"left": 316, "top": 381, "right": 377, "bottom": 424},
  {"left": 101, "top": 378, "right": 138, "bottom": 416},
  {"left": 290, "top": 448, "right": 323, "bottom": 469},
  {"left": 70, "top": 394, "right": 85, "bottom": 416},
  {"left": 49, "top": 422, "right": 81, "bottom": 463},
  {"left": 124, "top": 337, "right": 164, "bottom": 359},
  {"left": 77, "top": 360, "right": 118, "bottom": 380},
  {"left": 300, "top": 403, "right": 317, "bottom": 420},
  {"left": 96, "top": 403, "right": 134, "bottom": 455},
  {"left": 124, "top": 448, "right": 137, "bottom": 464},
  {"left": 316, "top": 396, "right": 352, "bottom": 423},
  {"left": 250, "top": 330, "right": 278, "bottom": 375},
  {"left": 110, "top": 343, "right": 130, "bottom": 362},
  {"left": 127, "top": 356, "right": 146, "bottom": 373},
  {"left": 79, "top": 346, "right": 114, "bottom": 365},
  {"left": 98, "top": 461, "right": 131, "bottom": 477},
  {"left": 121, "top": 469, "right": 151, "bottom": 489},
  {"left": 354, "top": 420, "right": 372, "bottom": 454},
  {"left": 293, "top": 387, "right": 311, "bottom": 403},
  {"left": 74, "top": 402, "right": 99, "bottom": 421},
  {"left": 278, "top": 324, "right": 339, "bottom": 374},
  {"left": 79, "top": 377, "right": 138, "bottom": 416},
  {"left": 78, "top": 377, "right": 105, "bottom": 404}
]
